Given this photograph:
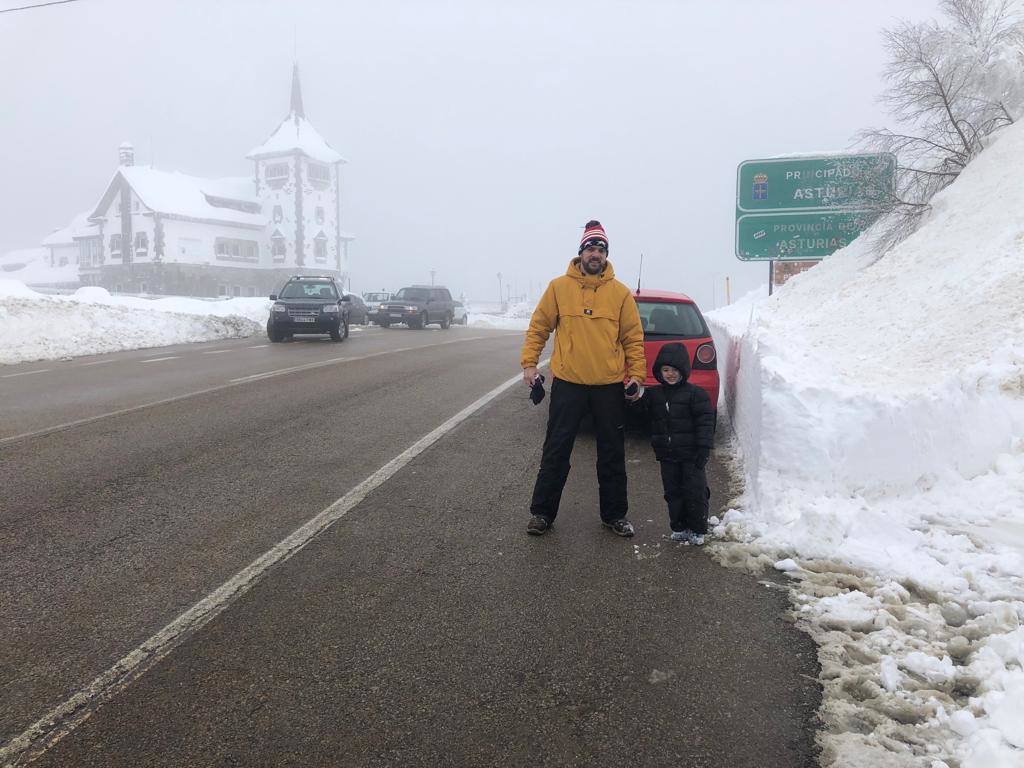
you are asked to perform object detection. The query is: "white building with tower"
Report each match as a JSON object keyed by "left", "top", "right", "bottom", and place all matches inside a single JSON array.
[{"left": 39, "top": 64, "right": 353, "bottom": 297}]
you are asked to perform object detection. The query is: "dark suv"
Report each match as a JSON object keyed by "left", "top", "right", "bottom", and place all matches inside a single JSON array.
[
  {"left": 379, "top": 285, "right": 455, "bottom": 329},
  {"left": 267, "top": 275, "right": 351, "bottom": 342}
]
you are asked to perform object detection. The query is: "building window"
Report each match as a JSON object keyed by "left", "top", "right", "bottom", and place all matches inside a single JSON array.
[
  {"left": 133, "top": 200, "right": 140, "bottom": 213},
  {"left": 246, "top": 286, "right": 256, "bottom": 297},
  {"left": 78, "top": 238, "right": 101, "bottom": 267},
  {"left": 266, "top": 163, "right": 289, "bottom": 180},
  {"left": 218, "top": 285, "right": 227, "bottom": 296},
  {"left": 273, "top": 205, "right": 283, "bottom": 224},
  {"left": 134, "top": 231, "right": 148, "bottom": 255},
  {"left": 214, "top": 237, "right": 258, "bottom": 263},
  {"left": 110, "top": 234, "right": 122, "bottom": 259},
  {"left": 271, "top": 230, "right": 286, "bottom": 261},
  {"left": 315, "top": 206, "right": 325, "bottom": 225},
  {"left": 139, "top": 282, "right": 148, "bottom": 293},
  {"left": 308, "top": 163, "right": 330, "bottom": 184},
  {"left": 314, "top": 232, "right": 328, "bottom": 263}
]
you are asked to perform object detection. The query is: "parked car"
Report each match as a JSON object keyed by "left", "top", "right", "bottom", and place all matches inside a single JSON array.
[
  {"left": 363, "top": 291, "right": 391, "bottom": 325},
  {"left": 266, "top": 275, "right": 350, "bottom": 342},
  {"left": 633, "top": 289, "right": 719, "bottom": 410},
  {"left": 345, "top": 293, "right": 370, "bottom": 325},
  {"left": 379, "top": 285, "right": 455, "bottom": 329},
  {"left": 452, "top": 300, "right": 468, "bottom": 325}
]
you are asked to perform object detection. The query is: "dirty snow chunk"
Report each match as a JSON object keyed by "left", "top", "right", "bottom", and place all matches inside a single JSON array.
[
  {"left": 900, "top": 651, "right": 956, "bottom": 684},
  {"left": 815, "top": 590, "right": 881, "bottom": 632},
  {"left": 879, "top": 655, "right": 902, "bottom": 693},
  {"left": 774, "top": 558, "right": 799, "bottom": 572}
]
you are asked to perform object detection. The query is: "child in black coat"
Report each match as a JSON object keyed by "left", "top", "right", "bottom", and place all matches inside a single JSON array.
[{"left": 645, "top": 343, "right": 716, "bottom": 544}]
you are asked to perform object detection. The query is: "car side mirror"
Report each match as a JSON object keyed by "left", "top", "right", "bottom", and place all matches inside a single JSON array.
[
  {"left": 341, "top": 295, "right": 351, "bottom": 302},
  {"left": 269, "top": 294, "right": 277, "bottom": 300}
]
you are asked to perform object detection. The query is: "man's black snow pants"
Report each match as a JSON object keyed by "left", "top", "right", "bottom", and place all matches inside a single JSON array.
[
  {"left": 529, "top": 378, "right": 627, "bottom": 523},
  {"left": 659, "top": 459, "right": 709, "bottom": 534}
]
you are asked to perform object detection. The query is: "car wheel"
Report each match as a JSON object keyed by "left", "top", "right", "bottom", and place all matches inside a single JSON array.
[
  {"left": 410, "top": 313, "right": 424, "bottom": 330},
  {"left": 343, "top": 319, "right": 350, "bottom": 339},
  {"left": 440, "top": 313, "right": 452, "bottom": 330},
  {"left": 267, "top": 322, "right": 283, "bottom": 343},
  {"left": 379, "top": 320, "right": 389, "bottom": 328},
  {"left": 330, "top": 325, "right": 343, "bottom": 342}
]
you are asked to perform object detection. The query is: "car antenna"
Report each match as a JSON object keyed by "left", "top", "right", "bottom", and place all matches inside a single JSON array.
[{"left": 636, "top": 253, "right": 643, "bottom": 293}]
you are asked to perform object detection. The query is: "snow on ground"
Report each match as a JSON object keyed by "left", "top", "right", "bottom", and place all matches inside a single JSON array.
[
  {"left": 0, "top": 281, "right": 267, "bottom": 364},
  {"left": 706, "top": 122, "right": 1024, "bottom": 767},
  {"left": 466, "top": 300, "right": 533, "bottom": 330}
]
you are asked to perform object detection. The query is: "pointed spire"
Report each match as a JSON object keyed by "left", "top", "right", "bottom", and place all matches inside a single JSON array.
[{"left": 290, "top": 62, "right": 305, "bottom": 118}]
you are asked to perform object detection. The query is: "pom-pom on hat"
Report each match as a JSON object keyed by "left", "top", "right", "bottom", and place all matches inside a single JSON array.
[{"left": 579, "top": 220, "right": 609, "bottom": 254}]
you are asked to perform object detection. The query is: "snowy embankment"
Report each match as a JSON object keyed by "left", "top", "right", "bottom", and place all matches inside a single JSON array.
[
  {"left": 466, "top": 300, "right": 533, "bottom": 330},
  {"left": 0, "top": 281, "right": 266, "bottom": 365},
  {"left": 706, "top": 125, "right": 1024, "bottom": 767}
]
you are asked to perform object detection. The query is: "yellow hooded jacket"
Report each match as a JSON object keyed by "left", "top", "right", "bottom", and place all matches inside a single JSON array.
[{"left": 520, "top": 258, "right": 646, "bottom": 385}]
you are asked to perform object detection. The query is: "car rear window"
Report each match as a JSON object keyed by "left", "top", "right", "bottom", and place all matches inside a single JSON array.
[{"left": 637, "top": 300, "right": 708, "bottom": 338}]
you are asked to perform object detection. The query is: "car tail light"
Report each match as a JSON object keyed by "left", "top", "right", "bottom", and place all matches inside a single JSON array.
[{"left": 693, "top": 342, "right": 717, "bottom": 369}]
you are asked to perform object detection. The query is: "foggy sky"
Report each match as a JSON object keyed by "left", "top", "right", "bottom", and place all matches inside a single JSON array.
[{"left": 0, "top": 0, "right": 940, "bottom": 309}]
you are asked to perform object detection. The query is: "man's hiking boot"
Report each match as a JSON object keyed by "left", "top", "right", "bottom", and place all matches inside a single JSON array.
[
  {"left": 603, "top": 518, "right": 635, "bottom": 538},
  {"left": 527, "top": 515, "right": 552, "bottom": 535}
]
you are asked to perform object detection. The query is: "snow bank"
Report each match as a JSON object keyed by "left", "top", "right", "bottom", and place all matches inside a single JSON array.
[
  {"left": 467, "top": 300, "right": 534, "bottom": 330},
  {"left": 0, "top": 280, "right": 266, "bottom": 364},
  {"left": 707, "top": 122, "right": 1024, "bottom": 766}
]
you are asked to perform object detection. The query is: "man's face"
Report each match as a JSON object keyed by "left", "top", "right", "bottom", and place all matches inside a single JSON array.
[{"left": 580, "top": 244, "right": 607, "bottom": 275}]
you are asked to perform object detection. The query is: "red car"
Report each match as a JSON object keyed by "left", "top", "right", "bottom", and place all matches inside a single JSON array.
[{"left": 633, "top": 289, "right": 719, "bottom": 410}]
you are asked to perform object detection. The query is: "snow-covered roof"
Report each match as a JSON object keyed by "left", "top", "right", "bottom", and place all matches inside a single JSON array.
[
  {"left": 41, "top": 211, "right": 100, "bottom": 246},
  {"left": 246, "top": 112, "right": 346, "bottom": 165},
  {"left": 89, "top": 167, "right": 264, "bottom": 227}
]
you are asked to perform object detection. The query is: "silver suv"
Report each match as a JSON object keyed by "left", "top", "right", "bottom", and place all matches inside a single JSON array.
[{"left": 379, "top": 285, "right": 455, "bottom": 329}]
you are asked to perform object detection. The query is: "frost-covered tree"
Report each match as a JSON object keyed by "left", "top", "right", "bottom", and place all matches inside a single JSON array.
[{"left": 859, "top": 0, "right": 1024, "bottom": 252}]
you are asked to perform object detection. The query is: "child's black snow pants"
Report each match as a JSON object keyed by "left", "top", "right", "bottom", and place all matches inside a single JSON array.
[{"left": 659, "top": 459, "right": 709, "bottom": 534}]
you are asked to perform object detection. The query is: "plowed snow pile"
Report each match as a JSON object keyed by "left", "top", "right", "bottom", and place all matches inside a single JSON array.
[
  {"left": 707, "top": 123, "right": 1024, "bottom": 767},
  {"left": 0, "top": 282, "right": 267, "bottom": 364}
]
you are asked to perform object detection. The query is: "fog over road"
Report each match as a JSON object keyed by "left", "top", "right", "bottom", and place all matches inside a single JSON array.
[{"left": 1, "top": 328, "right": 819, "bottom": 767}]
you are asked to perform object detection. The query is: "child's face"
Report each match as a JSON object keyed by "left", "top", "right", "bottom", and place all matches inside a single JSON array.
[{"left": 660, "top": 365, "right": 681, "bottom": 384}]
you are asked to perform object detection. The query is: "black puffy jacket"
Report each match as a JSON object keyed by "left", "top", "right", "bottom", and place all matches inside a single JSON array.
[{"left": 646, "top": 343, "right": 716, "bottom": 461}]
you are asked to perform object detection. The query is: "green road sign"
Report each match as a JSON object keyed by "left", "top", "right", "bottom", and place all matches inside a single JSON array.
[
  {"left": 736, "top": 210, "right": 876, "bottom": 260},
  {"left": 735, "top": 152, "right": 895, "bottom": 261}
]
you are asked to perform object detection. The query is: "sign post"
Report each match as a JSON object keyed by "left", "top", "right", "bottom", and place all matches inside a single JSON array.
[{"left": 735, "top": 153, "right": 895, "bottom": 263}]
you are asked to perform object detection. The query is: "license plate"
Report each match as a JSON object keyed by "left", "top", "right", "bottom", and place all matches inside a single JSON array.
[
  {"left": 389, "top": 313, "right": 402, "bottom": 318},
  {"left": 294, "top": 317, "right": 316, "bottom": 323}
]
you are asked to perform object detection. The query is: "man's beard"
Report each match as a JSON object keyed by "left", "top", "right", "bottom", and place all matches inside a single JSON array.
[{"left": 582, "top": 259, "right": 603, "bottom": 275}]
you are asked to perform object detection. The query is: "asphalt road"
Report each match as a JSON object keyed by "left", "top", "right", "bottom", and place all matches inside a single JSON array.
[{"left": 0, "top": 327, "right": 820, "bottom": 767}]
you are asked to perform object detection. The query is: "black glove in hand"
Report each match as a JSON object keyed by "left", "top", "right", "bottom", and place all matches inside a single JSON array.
[
  {"left": 694, "top": 450, "right": 710, "bottom": 469},
  {"left": 530, "top": 374, "right": 546, "bottom": 405}
]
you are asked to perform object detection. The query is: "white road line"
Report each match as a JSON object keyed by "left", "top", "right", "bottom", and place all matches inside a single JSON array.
[
  {"left": 77, "top": 359, "right": 116, "bottom": 367},
  {"left": 246, "top": 344, "right": 269, "bottom": 349},
  {"left": 201, "top": 349, "right": 233, "bottom": 355},
  {"left": 1, "top": 369, "right": 50, "bottom": 379},
  {"left": 0, "top": 360, "right": 547, "bottom": 768},
  {"left": 0, "top": 334, "right": 516, "bottom": 447},
  {"left": 139, "top": 356, "right": 179, "bottom": 363}
]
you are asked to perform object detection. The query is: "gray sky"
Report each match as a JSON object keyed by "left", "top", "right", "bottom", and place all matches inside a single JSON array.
[{"left": 0, "top": 0, "right": 940, "bottom": 308}]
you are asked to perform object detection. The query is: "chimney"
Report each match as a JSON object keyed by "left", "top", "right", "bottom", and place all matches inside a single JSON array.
[{"left": 119, "top": 141, "right": 135, "bottom": 167}]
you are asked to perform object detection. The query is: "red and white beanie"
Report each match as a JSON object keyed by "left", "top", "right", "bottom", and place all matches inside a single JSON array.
[{"left": 578, "top": 220, "right": 609, "bottom": 254}]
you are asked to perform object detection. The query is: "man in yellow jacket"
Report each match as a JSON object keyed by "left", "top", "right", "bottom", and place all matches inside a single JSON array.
[{"left": 521, "top": 220, "right": 646, "bottom": 537}]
